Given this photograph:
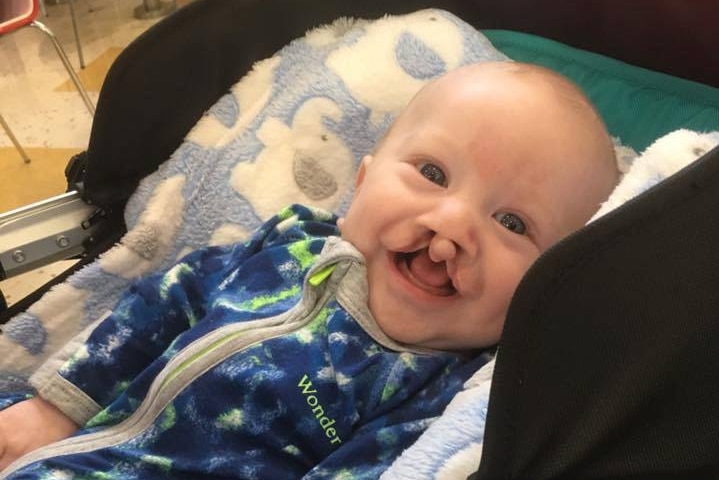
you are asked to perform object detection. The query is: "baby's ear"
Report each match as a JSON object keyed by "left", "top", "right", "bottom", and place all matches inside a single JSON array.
[{"left": 355, "top": 155, "right": 373, "bottom": 189}]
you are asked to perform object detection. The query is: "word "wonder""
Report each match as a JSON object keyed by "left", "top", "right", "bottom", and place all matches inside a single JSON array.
[{"left": 297, "top": 374, "right": 342, "bottom": 445}]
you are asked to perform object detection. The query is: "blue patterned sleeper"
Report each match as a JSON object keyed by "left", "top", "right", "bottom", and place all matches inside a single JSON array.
[{"left": 2, "top": 204, "right": 488, "bottom": 479}]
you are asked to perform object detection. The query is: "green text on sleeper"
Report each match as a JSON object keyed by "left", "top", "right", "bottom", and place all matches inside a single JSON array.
[{"left": 297, "top": 374, "right": 342, "bottom": 445}]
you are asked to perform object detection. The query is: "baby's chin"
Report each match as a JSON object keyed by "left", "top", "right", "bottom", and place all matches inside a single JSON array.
[
  {"left": 370, "top": 307, "right": 450, "bottom": 351},
  {"left": 372, "top": 306, "right": 502, "bottom": 352}
]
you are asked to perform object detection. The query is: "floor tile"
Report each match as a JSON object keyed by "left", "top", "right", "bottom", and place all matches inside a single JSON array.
[
  {"left": 0, "top": 146, "right": 81, "bottom": 211},
  {"left": 54, "top": 46, "right": 123, "bottom": 92}
]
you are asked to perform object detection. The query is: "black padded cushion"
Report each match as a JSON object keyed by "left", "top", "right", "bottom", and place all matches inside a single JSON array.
[{"left": 472, "top": 145, "right": 719, "bottom": 479}]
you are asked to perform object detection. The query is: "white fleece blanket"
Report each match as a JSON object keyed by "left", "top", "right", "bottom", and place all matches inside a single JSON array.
[
  {"left": 379, "top": 128, "right": 719, "bottom": 479},
  {"left": 0, "top": 10, "right": 506, "bottom": 389}
]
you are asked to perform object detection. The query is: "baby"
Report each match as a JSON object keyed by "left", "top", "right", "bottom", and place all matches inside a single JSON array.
[{"left": 0, "top": 62, "right": 617, "bottom": 479}]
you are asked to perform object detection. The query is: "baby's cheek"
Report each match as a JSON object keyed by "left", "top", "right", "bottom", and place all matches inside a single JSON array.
[
  {"left": 338, "top": 214, "right": 370, "bottom": 255},
  {"left": 500, "top": 259, "right": 533, "bottom": 302}
]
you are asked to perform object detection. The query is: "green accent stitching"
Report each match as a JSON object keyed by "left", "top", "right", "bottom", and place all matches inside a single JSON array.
[{"left": 244, "top": 285, "right": 300, "bottom": 311}]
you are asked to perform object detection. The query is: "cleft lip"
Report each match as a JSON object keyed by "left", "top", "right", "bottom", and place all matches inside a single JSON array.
[{"left": 393, "top": 248, "right": 458, "bottom": 297}]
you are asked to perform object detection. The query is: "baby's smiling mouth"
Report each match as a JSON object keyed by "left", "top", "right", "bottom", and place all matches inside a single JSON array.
[{"left": 394, "top": 248, "right": 457, "bottom": 297}]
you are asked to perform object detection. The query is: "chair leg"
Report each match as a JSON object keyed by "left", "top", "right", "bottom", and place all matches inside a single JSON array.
[
  {"left": 0, "top": 113, "right": 32, "bottom": 164},
  {"left": 67, "top": 0, "right": 86, "bottom": 69},
  {"left": 133, "top": 0, "right": 176, "bottom": 19},
  {"left": 30, "top": 20, "right": 95, "bottom": 117}
]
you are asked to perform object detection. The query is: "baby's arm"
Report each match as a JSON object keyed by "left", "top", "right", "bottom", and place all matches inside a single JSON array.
[
  {"left": 0, "top": 397, "right": 78, "bottom": 471},
  {"left": 31, "top": 205, "right": 338, "bottom": 427},
  {"left": 29, "top": 244, "right": 249, "bottom": 425}
]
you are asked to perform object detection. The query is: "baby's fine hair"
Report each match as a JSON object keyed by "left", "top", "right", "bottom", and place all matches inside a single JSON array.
[
  {"left": 502, "top": 62, "right": 604, "bottom": 123},
  {"left": 504, "top": 62, "right": 618, "bottom": 173}
]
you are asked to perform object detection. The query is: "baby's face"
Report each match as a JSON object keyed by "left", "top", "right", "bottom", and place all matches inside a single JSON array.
[{"left": 340, "top": 63, "right": 617, "bottom": 350}]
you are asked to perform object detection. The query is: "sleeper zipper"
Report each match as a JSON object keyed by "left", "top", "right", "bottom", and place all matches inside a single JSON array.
[{"left": 0, "top": 262, "right": 342, "bottom": 478}]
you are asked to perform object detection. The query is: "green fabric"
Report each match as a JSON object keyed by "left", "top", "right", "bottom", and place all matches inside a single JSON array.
[{"left": 484, "top": 29, "right": 719, "bottom": 151}]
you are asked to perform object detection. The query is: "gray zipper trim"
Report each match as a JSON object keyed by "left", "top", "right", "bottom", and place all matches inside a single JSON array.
[
  {"left": 1, "top": 237, "right": 434, "bottom": 477},
  {"left": 29, "top": 310, "right": 114, "bottom": 425},
  {"left": 1, "top": 248, "right": 351, "bottom": 478}
]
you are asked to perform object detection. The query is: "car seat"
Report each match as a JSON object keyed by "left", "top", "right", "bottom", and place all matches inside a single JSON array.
[{"left": 1, "top": 1, "right": 718, "bottom": 477}]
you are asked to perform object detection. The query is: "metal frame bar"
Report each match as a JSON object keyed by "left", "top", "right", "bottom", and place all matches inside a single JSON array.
[
  {"left": 0, "top": 191, "right": 100, "bottom": 279},
  {"left": 37, "top": 0, "right": 87, "bottom": 69},
  {"left": 30, "top": 20, "right": 95, "bottom": 115},
  {"left": 67, "top": 0, "right": 85, "bottom": 69}
]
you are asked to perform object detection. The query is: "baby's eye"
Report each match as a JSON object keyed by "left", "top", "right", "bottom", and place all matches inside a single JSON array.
[
  {"left": 494, "top": 212, "right": 527, "bottom": 235},
  {"left": 419, "top": 163, "right": 447, "bottom": 187}
]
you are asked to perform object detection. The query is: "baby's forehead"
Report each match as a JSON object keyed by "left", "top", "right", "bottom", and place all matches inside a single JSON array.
[
  {"left": 394, "top": 62, "right": 615, "bottom": 170},
  {"left": 421, "top": 63, "right": 591, "bottom": 111}
]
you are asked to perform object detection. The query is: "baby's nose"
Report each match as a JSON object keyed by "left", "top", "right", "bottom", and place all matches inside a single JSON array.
[
  {"left": 428, "top": 236, "right": 457, "bottom": 263},
  {"left": 429, "top": 201, "right": 480, "bottom": 259}
]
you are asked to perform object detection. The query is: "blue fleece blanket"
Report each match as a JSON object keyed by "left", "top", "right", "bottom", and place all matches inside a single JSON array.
[{"left": 0, "top": 9, "right": 505, "bottom": 390}]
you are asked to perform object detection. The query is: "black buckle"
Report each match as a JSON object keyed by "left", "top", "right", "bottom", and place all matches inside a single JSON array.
[{"left": 65, "top": 151, "right": 89, "bottom": 195}]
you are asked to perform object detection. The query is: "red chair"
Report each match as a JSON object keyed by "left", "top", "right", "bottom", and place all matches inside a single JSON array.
[{"left": 0, "top": 0, "right": 94, "bottom": 163}]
